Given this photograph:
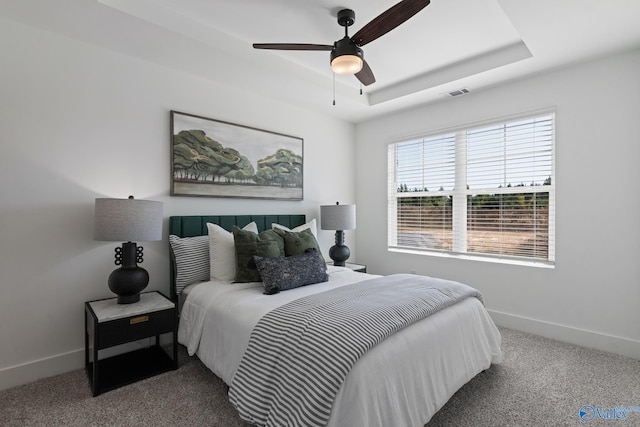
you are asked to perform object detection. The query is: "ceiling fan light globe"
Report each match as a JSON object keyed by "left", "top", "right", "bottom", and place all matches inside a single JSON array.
[{"left": 331, "top": 55, "right": 364, "bottom": 75}]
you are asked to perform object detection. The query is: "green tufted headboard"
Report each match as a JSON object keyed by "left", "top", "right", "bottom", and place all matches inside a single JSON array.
[{"left": 168, "top": 214, "right": 306, "bottom": 302}]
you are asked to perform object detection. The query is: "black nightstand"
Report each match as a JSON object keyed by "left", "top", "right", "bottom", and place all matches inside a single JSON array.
[
  {"left": 85, "top": 291, "right": 177, "bottom": 396},
  {"left": 328, "top": 262, "right": 367, "bottom": 273}
]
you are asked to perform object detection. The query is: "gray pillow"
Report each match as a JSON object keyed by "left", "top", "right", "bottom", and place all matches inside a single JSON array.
[
  {"left": 233, "top": 227, "right": 285, "bottom": 282},
  {"left": 253, "top": 248, "right": 328, "bottom": 295},
  {"left": 169, "top": 235, "right": 210, "bottom": 294}
]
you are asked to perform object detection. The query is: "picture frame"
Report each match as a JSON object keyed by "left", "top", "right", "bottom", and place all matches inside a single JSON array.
[{"left": 170, "top": 110, "right": 303, "bottom": 200}]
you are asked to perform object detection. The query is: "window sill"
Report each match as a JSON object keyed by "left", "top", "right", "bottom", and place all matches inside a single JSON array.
[{"left": 388, "top": 247, "right": 555, "bottom": 269}]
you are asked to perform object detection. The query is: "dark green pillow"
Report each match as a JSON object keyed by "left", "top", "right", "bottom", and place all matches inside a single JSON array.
[
  {"left": 233, "top": 227, "right": 285, "bottom": 282},
  {"left": 274, "top": 228, "right": 327, "bottom": 267}
]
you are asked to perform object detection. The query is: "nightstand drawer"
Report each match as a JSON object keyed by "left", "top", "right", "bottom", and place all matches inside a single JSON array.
[{"left": 97, "top": 308, "right": 175, "bottom": 349}]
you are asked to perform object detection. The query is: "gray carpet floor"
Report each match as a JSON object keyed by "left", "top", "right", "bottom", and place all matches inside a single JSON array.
[{"left": 1, "top": 327, "right": 639, "bottom": 426}]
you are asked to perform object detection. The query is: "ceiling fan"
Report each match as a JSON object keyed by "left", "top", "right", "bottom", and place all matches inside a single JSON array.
[{"left": 253, "top": 0, "right": 431, "bottom": 86}]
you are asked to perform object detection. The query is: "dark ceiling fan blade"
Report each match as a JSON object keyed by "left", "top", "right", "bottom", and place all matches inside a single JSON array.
[
  {"left": 253, "top": 43, "right": 333, "bottom": 51},
  {"left": 351, "top": 0, "right": 430, "bottom": 46},
  {"left": 355, "top": 59, "right": 375, "bottom": 86}
]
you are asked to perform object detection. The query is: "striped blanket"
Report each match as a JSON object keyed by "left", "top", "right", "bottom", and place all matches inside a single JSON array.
[{"left": 228, "top": 274, "right": 483, "bottom": 427}]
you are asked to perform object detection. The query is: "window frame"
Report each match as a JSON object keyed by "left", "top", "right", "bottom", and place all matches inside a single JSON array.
[{"left": 388, "top": 109, "right": 556, "bottom": 268}]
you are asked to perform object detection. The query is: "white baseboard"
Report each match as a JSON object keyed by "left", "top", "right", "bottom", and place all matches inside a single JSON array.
[
  {"left": 488, "top": 309, "right": 640, "bottom": 360},
  {"left": 0, "top": 339, "right": 159, "bottom": 391},
  {"left": 0, "top": 348, "right": 84, "bottom": 392}
]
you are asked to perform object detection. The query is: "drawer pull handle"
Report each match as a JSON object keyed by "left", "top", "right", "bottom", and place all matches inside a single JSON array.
[{"left": 130, "top": 315, "right": 149, "bottom": 325}]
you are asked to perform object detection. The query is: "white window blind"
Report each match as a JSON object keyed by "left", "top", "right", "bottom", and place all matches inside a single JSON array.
[{"left": 388, "top": 112, "right": 555, "bottom": 264}]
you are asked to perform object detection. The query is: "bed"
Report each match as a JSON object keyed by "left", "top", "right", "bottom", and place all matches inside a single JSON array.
[{"left": 169, "top": 214, "right": 502, "bottom": 427}]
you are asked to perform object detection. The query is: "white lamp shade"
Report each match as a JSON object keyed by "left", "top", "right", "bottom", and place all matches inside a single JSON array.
[
  {"left": 320, "top": 203, "right": 356, "bottom": 231},
  {"left": 94, "top": 197, "right": 163, "bottom": 242}
]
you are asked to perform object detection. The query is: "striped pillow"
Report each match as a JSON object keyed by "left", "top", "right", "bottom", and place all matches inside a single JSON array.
[{"left": 169, "top": 235, "right": 210, "bottom": 294}]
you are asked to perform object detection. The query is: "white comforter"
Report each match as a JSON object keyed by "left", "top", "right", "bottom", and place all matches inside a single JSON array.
[{"left": 178, "top": 266, "right": 502, "bottom": 427}]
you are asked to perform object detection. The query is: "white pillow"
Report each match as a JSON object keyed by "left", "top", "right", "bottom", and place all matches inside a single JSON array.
[
  {"left": 207, "top": 222, "right": 258, "bottom": 281},
  {"left": 272, "top": 218, "right": 317, "bottom": 238}
]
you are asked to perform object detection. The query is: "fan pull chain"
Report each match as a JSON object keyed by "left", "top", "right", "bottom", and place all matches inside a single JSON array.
[
  {"left": 360, "top": 83, "right": 363, "bottom": 95},
  {"left": 333, "top": 72, "right": 336, "bottom": 106}
]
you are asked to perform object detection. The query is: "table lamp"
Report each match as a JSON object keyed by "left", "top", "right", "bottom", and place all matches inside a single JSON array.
[
  {"left": 320, "top": 202, "right": 356, "bottom": 266},
  {"left": 94, "top": 196, "right": 163, "bottom": 304}
]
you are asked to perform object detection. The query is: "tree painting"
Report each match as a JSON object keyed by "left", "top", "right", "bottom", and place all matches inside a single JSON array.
[{"left": 170, "top": 111, "right": 303, "bottom": 200}]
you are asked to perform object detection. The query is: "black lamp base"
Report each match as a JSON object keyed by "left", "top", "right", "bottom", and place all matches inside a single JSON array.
[
  {"left": 115, "top": 293, "right": 142, "bottom": 304},
  {"left": 108, "top": 242, "right": 149, "bottom": 304},
  {"left": 329, "top": 230, "right": 350, "bottom": 267}
]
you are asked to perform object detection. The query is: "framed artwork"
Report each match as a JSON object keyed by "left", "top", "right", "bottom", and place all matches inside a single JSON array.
[{"left": 170, "top": 111, "right": 303, "bottom": 200}]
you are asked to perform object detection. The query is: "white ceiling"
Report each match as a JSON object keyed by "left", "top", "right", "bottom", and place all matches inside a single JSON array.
[{"left": 1, "top": 0, "right": 640, "bottom": 123}]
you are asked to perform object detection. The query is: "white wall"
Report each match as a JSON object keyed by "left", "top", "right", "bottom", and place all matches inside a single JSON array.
[
  {"left": 0, "top": 17, "right": 356, "bottom": 390},
  {"left": 355, "top": 48, "right": 640, "bottom": 358}
]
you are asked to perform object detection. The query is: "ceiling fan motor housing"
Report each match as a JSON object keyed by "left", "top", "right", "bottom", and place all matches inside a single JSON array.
[{"left": 331, "top": 37, "right": 363, "bottom": 62}]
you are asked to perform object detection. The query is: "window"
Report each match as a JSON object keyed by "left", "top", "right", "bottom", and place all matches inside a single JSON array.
[{"left": 388, "top": 112, "right": 555, "bottom": 265}]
